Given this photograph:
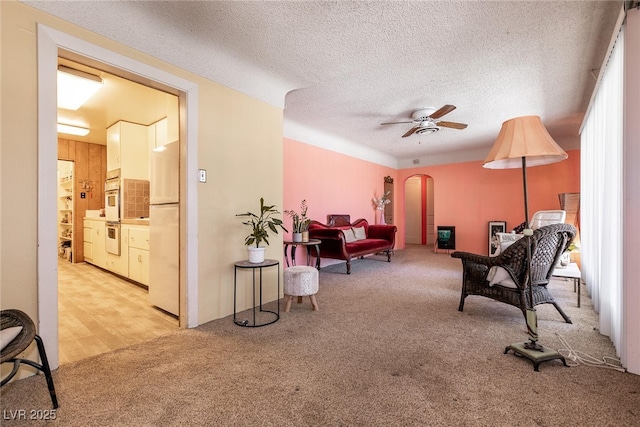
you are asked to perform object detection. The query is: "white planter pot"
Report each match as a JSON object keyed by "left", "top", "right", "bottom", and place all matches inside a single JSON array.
[
  {"left": 292, "top": 232, "right": 303, "bottom": 243},
  {"left": 247, "top": 247, "right": 266, "bottom": 264}
]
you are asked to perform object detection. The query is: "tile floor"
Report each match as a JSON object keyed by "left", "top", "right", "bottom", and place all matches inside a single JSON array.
[{"left": 58, "top": 259, "right": 178, "bottom": 365}]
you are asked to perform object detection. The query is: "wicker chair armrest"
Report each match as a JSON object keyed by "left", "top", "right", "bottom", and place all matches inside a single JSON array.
[{"left": 451, "top": 251, "right": 502, "bottom": 267}]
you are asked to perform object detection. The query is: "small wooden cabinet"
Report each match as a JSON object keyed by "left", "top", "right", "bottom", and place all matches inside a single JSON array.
[{"left": 384, "top": 176, "right": 393, "bottom": 224}]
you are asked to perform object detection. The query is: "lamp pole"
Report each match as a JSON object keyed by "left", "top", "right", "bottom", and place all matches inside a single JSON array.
[{"left": 521, "top": 156, "right": 541, "bottom": 348}]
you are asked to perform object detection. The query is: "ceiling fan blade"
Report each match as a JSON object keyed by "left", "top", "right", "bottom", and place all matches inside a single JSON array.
[
  {"left": 402, "top": 126, "right": 420, "bottom": 138},
  {"left": 429, "top": 104, "right": 456, "bottom": 119},
  {"left": 436, "top": 120, "right": 468, "bottom": 130},
  {"left": 381, "top": 121, "right": 414, "bottom": 125}
]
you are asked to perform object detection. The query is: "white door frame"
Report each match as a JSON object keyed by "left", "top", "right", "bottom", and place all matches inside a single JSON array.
[{"left": 37, "top": 24, "right": 199, "bottom": 369}]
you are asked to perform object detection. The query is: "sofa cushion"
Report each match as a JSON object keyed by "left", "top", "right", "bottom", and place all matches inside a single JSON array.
[
  {"left": 352, "top": 226, "right": 367, "bottom": 241},
  {"left": 343, "top": 228, "right": 357, "bottom": 243}
]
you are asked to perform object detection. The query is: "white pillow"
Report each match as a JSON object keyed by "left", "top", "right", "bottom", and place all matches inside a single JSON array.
[
  {"left": 343, "top": 228, "right": 357, "bottom": 243},
  {"left": 486, "top": 266, "right": 517, "bottom": 288},
  {"left": 0, "top": 326, "right": 23, "bottom": 351},
  {"left": 352, "top": 226, "right": 367, "bottom": 241},
  {"left": 497, "top": 233, "right": 523, "bottom": 250}
]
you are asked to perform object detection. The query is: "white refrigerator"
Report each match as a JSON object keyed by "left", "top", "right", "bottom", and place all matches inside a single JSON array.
[{"left": 149, "top": 141, "right": 179, "bottom": 316}]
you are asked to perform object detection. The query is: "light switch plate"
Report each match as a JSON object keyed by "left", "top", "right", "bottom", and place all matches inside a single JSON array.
[{"left": 198, "top": 169, "right": 206, "bottom": 183}]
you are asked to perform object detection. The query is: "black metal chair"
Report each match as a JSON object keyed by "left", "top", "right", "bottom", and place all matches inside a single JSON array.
[
  {"left": 451, "top": 223, "right": 576, "bottom": 324},
  {"left": 1, "top": 309, "right": 59, "bottom": 408}
]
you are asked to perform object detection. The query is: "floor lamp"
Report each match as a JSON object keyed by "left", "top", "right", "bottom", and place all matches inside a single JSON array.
[{"left": 483, "top": 115, "right": 568, "bottom": 370}]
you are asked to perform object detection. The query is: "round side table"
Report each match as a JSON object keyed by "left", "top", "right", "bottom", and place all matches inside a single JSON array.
[{"left": 233, "top": 259, "right": 280, "bottom": 327}]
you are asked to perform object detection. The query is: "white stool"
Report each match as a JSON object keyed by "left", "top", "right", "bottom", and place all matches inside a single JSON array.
[{"left": 283, "top": 266, "right": 319, "bottom": 312}]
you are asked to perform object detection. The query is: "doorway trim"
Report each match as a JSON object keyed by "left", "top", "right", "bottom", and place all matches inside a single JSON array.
[{"left": 37, "top": 24, "right": 199, "bottom": 369}]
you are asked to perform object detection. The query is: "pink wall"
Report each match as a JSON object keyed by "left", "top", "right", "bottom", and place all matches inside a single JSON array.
[
  {"left": 398, "top": 150, "right": 580, "bottom": 254},
  {"left": 283, "top": 138, "right": 397, "bottom": 238},
  {"left": 284, "top": 136, "right": 580, "bottom": 255}
]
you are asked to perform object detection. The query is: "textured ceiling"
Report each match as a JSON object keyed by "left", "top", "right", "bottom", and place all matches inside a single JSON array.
[{"left": 25, "top": 1, "right": 622, "bottom": 167}]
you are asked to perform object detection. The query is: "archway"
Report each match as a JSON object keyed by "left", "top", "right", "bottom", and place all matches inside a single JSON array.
[{"left": 404, "top": 175, "right": 434, "bottom": 246}]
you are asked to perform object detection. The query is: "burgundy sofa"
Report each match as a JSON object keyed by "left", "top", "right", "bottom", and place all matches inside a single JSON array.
[{"left": 308, "top": 215, "right": 397, "bottom": 274}]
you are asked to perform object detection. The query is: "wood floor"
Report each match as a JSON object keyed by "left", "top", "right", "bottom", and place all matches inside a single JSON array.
[{"left": 58, "top": 259, "right": 178, "bottom": 365}]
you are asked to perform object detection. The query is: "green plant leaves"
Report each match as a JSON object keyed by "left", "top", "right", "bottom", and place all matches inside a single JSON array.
[{"left": 237, "top": 197, "right": 288, "bottom": 247}]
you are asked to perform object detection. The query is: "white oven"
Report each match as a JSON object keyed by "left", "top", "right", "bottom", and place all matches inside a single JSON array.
[
  {"left": 105, "top": 222, "right": 121, "bottom": 255},
  {"left": 105, "top": 169, "right": 120, "bottom": 222}
]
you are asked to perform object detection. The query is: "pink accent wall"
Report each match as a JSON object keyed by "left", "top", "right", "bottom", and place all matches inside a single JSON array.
[
  {"left": 397, "top": 150, "right": 580, "bottom": 254},
  {"left": 283, "top": 138, "right": 397, "bottom": 237},
  {"left": 284, "top": 136, "right": 580, "bottom": 256}
]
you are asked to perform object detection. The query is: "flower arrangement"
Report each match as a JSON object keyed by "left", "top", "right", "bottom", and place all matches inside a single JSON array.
[
  {"left": 284, "top": 200, "right": 311, "bottom": 233},
  {"left": 372, "top": 191, "right": 391, "bottom": 211}
]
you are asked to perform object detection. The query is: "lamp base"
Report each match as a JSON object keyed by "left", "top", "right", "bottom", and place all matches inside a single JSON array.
[{"left": 504, "top": 341, "right": 568, "bottom": 372}]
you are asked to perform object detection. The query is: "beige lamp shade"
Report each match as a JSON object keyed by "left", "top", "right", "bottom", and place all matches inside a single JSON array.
[{"left": 483, "top": 116, "right": 568, "bottom": 169}]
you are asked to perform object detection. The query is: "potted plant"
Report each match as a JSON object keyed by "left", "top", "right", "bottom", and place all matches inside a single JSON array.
[
  {"left": 285, "top": 200, "right": 311, "bottom": 242},
  {"left": 237, "top": 198, "right": 287, "bottom": 263}
]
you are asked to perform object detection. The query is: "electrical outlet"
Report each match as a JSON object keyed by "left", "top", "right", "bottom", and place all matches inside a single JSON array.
[{"left": 198, "top": 169, "right": 206, "bottom": 183}]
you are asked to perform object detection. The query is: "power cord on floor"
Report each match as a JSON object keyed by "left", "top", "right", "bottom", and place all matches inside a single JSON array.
[{"left": 555, "top": 333, "right": 626, "bottom": 372}]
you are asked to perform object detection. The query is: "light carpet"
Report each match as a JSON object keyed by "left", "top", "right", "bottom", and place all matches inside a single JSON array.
[{"left": 1, "top": 245, "right": 639, "bottom": 426}]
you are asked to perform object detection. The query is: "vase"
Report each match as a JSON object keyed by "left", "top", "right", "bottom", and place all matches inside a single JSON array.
[
  {"left": 292, "top": 232, "right": 303, "bottom": 243},
  {"left": 247, "top": 247, "right": 266, "bottom": 264},
  {"left": 302, "top": 231, "right": 309, "bottom": 242},
  {"left": 377, "top": 209, "right": 386, "bottom": 225}
]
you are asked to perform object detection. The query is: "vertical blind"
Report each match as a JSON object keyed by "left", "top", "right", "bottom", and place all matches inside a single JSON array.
[{"left": 580, "top": 27, "right": 624, "bottom": 353}]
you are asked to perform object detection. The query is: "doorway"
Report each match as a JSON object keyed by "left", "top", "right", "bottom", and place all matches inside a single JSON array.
[
  {"left": 38, "top": 24, "right": 200, "bottom": 369},
  {"left": 55, "top": 60, "right": 181, "bottom": 364},
  {"left": 404, "top": 175, "right": 434, "bottom": 246}
]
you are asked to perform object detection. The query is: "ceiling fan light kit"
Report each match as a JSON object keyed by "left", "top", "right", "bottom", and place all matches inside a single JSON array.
[
  {"left": 416, "top": 127, "right": 439, "bottom": 135},
  {"left": 381, "top": 104, "right": 468, "bottom": 138}
]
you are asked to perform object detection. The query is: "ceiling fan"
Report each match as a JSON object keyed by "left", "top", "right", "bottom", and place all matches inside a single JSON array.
[{"left": 381, "top": 105, "right": 468, "bottom": 138}]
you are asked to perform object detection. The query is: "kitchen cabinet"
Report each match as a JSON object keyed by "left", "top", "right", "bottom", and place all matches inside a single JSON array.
[
  {"left": 83, "top": 221, "right": 93, "bottom": 262},
  {"left": 85, "top": 220, "right": 150, "bottom": 286},
  {"left": 127, "top": 225, "right": 150, "bottom": 286},
  {"left": 105, "top": 226, "right": 129, "bottom": 277},
  {"left": 84, "top": 219, "right": 107, "bottom": 269},
  {"left": 107, "top": 121, "right": 149, "bottom": 179},
  {"left": 148, "top": 117, "right": 179, "bottom": 150}
]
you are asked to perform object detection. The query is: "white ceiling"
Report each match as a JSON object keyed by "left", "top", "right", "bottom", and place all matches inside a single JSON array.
[{"left": 26, "top": 1, "right": 622, "bottom": 167}]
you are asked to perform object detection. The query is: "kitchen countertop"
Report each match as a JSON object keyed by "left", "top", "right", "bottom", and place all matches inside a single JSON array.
[{"left": 83, "top": 216, "right": 149, "bottom": 226}]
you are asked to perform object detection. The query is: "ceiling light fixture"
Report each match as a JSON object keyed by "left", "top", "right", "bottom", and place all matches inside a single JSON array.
[
  {"left": 57, "top": 123, "right": 90, "bottom": 136},
  {"left": 57, "top": 65, "right": 103, "bottom": 110}
]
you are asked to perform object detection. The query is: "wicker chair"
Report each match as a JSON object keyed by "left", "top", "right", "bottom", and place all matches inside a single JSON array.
[
  {"left": 451, "top": 223, "right": 576, "bottom": 324},
  {"left": 1, "top": 309, "right": 59, "bottom": 408}
]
